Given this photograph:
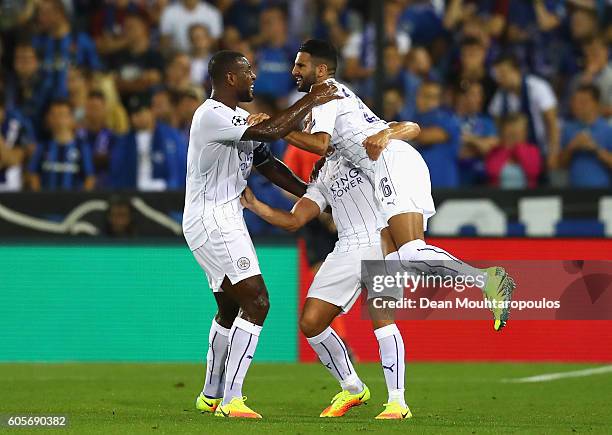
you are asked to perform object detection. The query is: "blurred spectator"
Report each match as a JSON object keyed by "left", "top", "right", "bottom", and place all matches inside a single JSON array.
[
  {"left": 501, "top": 0, "right": 566, "bottom": 77},
  {"left": 111, "top": 93, "right": 186, "bottom": 190},
  {"left": 105, "top": 194, "right": 136, "bottom": 237},
  {"left": 77, "top": 90, "right": 117, "bottom": 189},
  {"left": 188, "top": 24, "right": 213, "bottom": 87},
  {"left": 342, "top": 0, "right": 410, "bottom": 91},
  {"left": 164, "top": 52, "right": 193, "bottom": 94},
  {"left": 224, "top": 0, "right": 266, "bottom": 40},
  {"left": 560, "top": 84, "right": 612, "bottom": 187},
  {"left": 151, "top": 86, "right": 176, "bottom": 127},
  {"left": 32, "top": 0, "right": 101, "bottom": 99},
  {"left": 4, "top": 40, "right": 54, "bottom": 129},
  {"left": 448, "top": 36, "right": 496, "bottom": 107},
  {"left": 401, "top": 46, "right": 434, "bottom": 118},
  {"left": 67, "top": 66, "right": 89, "bottom": 126},
  {"left": 251, "top": 7, "right": 297, "bottom": 102},
  {"left": 489, "top": 54, "right": 560, "bottom": 169},
  {"left": 91, "top": 0, "right": 146, "bottom": 58},
  {"left": 313, "top": 0, "right": 361, "bottom": 50},
  {"left": 567, "top": 35, "right": 612, "bottom": 118},
  {"left": 413, "top": 80, "right": 461, "bottom": 188},
  {"left": 443, "top": 0, "right": 499, "bottom": 35},
  {"left": 558, "top": 4, "right": 601, "bottom": 80},
  {"left": 160, "top": 0, "right": 223, "bottom": 52},
  {"left": 28, "top": 99, "right": 95, "bottom": 191},
  {"left": 176, "top": 87, "right": 204, "bottom": 143},
  {"left": 110, "top": 12, "right": 163, "bottom": 101},
  {"left": 0, "top": 94, "right": 36, "bottom": 191},
  {"left": 486, "top": 114, "right": 542, "bottom": 189},
  {"left": 397, "top": 0, "right": 444, "bottom": 47},
  {"left": 455, "top": 82, "right": 498, "bottom": 186},
  {"left": 382, "top": 86, "right": 405, "bottom": 122}
]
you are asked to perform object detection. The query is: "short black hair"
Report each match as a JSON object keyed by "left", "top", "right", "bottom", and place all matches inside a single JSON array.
[
  {"left": 298, "top": 39, "right": 338, "bottom": 73},
  {"left": 493, "top": 53, "right": 521, "bottom": 70},
  {"left": 48, "top": 98, "right": 72, "bottom": 110},
  {"left": 575, "top": 83, "right": 601, "bottom": 101},
  {"left": 500, "top": 113, "right": 527, "bottom": 128},
  {"left": 208, "top": 50, "right": 246, "bottom": 84},
  {"left": 88, "top": 90, "right": 106, "bottom": 101},
  {"left": 461, "top": 36, "right": 483, "bottom": 48}
]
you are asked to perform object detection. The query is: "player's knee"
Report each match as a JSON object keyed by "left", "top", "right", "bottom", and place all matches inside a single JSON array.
[
  {"left": 241, "top": 287, "right": 270, "bottom": 321},
  {"left": 299, "top": 313, "right": 326, "bottom": 338},
  {"left": 215, "top": 309, "right": 238, "bottom": 329}
]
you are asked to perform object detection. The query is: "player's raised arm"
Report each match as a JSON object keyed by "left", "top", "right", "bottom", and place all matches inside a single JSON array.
[
  {"left": 362, "top": 121, "right": 421, "bottom": 161},
  {"left": 241, "top": 83, "right": 341, "bottom": 143},
  {"left": 240, "top": 187, "right": 320, "bottom": 232}
]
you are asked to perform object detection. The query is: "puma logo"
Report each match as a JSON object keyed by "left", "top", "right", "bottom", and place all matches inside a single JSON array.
[
  {"left": 382, "top": 364, "right": 395, "bottom": 372},
  {"left": 246, "top": 355, "right": 253, "bottom": 359}
]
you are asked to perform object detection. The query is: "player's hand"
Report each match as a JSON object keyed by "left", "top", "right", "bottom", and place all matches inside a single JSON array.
[
  {"left": 303, "top": 112, "right": 313, "bottom": 133},
  {"left": 247, "top": 112, "right": 270, "bottom": 126},
  {"left": 240, "top": 187, "right": 258, "bottom": 210},
  {"left": 309, "top": 82, "right": 343, "bottom": 105},
  {"left": 310, "top": 156, "right": 326, "bottom": 182},
  {"left": 363, "top": 129, "right": 392, "bottom": 161}
]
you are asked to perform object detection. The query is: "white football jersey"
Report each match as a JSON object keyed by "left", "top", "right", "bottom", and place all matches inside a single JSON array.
[
  {"left": 183, "top": 98, "right": 270, "bottom": 251},
  {"left": 310, "top": 79, "right": 388, "bottom": 176},
  {"left": 304, "top": 153, "right": 386, "bottom": 253}
]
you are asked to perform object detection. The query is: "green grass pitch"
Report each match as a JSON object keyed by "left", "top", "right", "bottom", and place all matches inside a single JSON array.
[{"left": 1, "top": 362, "right": 611, "bottom": 434}]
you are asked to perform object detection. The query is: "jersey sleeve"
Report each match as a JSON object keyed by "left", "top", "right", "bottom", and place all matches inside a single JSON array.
[
  {"left": 253, "top": 142, "right": 273, "bottom": 167},
  {"left": 201, "top": 108, "right": 250, "bottom": 143},
  {"left": 303, "top": 180, "right": 328, "bottom": 213},
  {"left": 310, "top": 99, "right": 338, "bottom": 136}
]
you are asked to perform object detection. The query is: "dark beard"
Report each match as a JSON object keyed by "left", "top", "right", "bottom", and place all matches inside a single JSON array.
[{"left": 238, "top": 89, "right": 254, "bottom": 102}]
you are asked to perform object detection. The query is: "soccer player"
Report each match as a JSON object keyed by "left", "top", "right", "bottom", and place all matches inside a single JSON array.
[
  {"left": 183, "top": 50, "right": 340, "bottom": 419},
  {"left": 286, "top": 39, "right": 515, "bottom": 331},
  {"left": 240, "top": 135, "right": 417, "bottom": 419}
]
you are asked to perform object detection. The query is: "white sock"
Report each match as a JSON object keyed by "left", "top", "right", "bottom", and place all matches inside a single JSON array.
[
  {"left": 375, "top": 324, "right": 406, "bottom": 406},
  {"left": 397, "top": 239, "right": 487, "bottom": 288},
  {"left": 307, "top": 327, "right": 364, "bottom": 394},
  {"left": 222, "top": 317, "right": 262, "bottom": 404},
  {"left": 202, "top": 319, "right": 230, "bottom": 398}
]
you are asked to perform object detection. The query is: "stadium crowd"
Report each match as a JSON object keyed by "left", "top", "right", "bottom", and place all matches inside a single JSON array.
[{"left": 0, "top": 0, "right": 611, "bottom": 196}]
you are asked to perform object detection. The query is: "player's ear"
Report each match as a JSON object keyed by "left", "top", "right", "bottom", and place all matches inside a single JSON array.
[
  {"left": 316, "top": 63, "right": 327, "bottom": 79},
  {"left": 226, "top": 71, "right": 236, "bottom": 87}
]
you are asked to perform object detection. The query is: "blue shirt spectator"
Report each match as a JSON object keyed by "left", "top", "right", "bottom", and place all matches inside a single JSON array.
[
  {"left": 455, "top": 82, "right": 499, "bottom": 185},
  {"left": 28, "top": 99, "right": 96, "bottom": 191},
  {"left": 32, "top": 0, "right": 102, "bottom": 100},
  {"left": 561, "top": 85, "right": 612, "bottom": 188},
  {"left": 29, "top": 137, "right": 95, "bottom": 190},
  {"left": 398, "top": 2, "right": 445, "bottom": 46},
  {"left": 111, "top": 94, "right": 186, "bottom": 191},
  {"left": 0, "top": 105, "right": 36, "bottom": 191},
  {"left": 252, "top": 7, "right": 297, "bottom": 100},
  {"left": 5, "top": 42, "right": 56, "bottom": 133},
  {"left": 413, "top": 81, "right": 461, "bottom": 188}
]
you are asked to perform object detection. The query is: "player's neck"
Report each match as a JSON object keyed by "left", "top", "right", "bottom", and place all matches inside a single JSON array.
[{"left": 210, "top": 91, "right": 238, "bottom": 110}]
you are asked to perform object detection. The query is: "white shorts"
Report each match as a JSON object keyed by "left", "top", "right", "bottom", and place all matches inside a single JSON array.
[
  {"left": 191, "top": 203, "right": 261, "bottom": 292},
  {"left": 307, "top": 244, "right": 383, "bottom": 313},
  {"left": 374, "top": 140, "right": 436, "bottom": 228}
]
